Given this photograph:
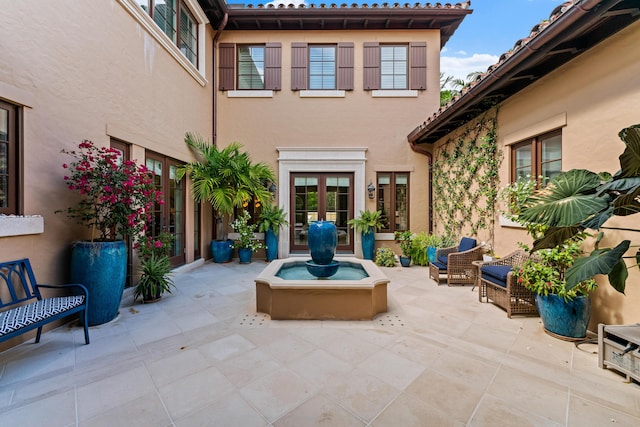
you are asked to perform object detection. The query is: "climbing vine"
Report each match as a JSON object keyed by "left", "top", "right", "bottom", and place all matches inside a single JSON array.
[{"left": 431, "top": 108, "right": 501, "bottom": 244}]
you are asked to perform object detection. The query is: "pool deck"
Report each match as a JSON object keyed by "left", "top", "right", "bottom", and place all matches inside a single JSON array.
[{"left": 1, "top": 259, "right": 639, "bottom": 426}]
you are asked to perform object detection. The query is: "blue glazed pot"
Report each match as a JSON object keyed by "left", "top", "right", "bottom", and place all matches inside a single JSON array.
[
  {"left": 400, "top": 256, "right": 411, "bottom": 267},
  {"left": 265, "top": 229, "right": 278, "bottom": 261},
  {"left": 361, "top": 230, "right": 375, "bottom": 260},
  {"left": 211, "top": 239, "right": 233, "bottom": 263},
  {"left": 427, "top": 246, "right": 437, "bottom": 263},
  {"left": 535, "top": 294, "right": 591, "bottom": 340},
  {"left": 70, "top": 240, "right": 127, "bottom": 326},
  {"left": 307, "top": 221, "right": 337, "bottom": 265},
  {"left": 238, "top": 248, "right": 253, "bottom": 264}
]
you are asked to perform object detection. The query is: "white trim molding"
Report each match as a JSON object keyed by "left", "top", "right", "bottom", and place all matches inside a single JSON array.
[
  {"left": 227, "top": 90, "right": 274, "bottom": 98},
  {"left": 371, "top": 90, "right": 418, "bottom": 98},
  {"left": 299, "top": 90, "right": 346, "bottom": 98},
  {"left": 0, "top": 215, "right": 44, "bottom": 237}
]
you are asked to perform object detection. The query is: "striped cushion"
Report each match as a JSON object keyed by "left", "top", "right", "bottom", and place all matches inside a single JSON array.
[{"left": 0, "top": 296, "right": 85, "bottom": 336}]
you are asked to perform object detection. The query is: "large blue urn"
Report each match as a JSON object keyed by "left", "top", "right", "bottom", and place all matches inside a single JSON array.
[
  {"left": 307, "top": 221, "right": 337, "bottom": 265},
  {"left": 535, "top": 294, "right": 591, "bottom": 340}
]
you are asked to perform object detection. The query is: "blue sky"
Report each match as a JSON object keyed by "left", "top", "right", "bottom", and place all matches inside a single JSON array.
[{"left": 247, "top": 0, "right": 566, "bottom": 82}]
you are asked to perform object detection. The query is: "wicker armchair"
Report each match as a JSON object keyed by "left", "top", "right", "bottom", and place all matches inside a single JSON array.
[
  {"left": 428, "top": 237, "right": 483, "bottom": 286},
  {"left": 478, "top": 250, "right": 538, "bottom": 318}
]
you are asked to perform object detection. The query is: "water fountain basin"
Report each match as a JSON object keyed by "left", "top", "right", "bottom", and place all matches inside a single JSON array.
[{"left": 255, "top": 257, "right": 390, "bottom": 320}]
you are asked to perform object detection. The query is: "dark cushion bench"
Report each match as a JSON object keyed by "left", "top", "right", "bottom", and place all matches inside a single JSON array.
[{"left": 0, "top": 258, "right": 90, "bottom": 345}]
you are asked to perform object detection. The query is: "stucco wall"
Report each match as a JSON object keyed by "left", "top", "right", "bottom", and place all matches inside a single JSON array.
[
  {"left": 0, "top": 0, "right": 214, "bottom": 347},
  {"left": 216, "top": 29, "right": 440, "bottom": 253},
  {"left": 431, "top": 21, "right": 640, "bottom": 326}
]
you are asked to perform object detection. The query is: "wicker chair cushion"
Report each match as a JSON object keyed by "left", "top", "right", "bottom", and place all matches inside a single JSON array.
[
  {"left": 480, "top": 265, "right": 512, "bottom": 288},
  {"left": 432, "top": 260, "right": 447, "bottom": 271},
  {"left": 437, "top": 255, "right": 449, "bottom": 265},
  {"left": 458, "top": 237, "right": 477, "bottom": 252}
]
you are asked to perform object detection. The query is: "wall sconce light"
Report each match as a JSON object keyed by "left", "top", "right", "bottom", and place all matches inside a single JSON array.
[
  {"left": 268, "top": 182, "right": 277, "bottom": 198},
  {"left": 367, "top": 180, "right": 376, "bottom": 200}
]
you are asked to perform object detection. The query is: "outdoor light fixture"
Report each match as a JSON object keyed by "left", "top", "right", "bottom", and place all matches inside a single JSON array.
[
  {"left": 268, "top": 182, "right": 277, "bottom": 198},
  {"left": 367, "top": 180, "right": 376, "bottom": 200}
]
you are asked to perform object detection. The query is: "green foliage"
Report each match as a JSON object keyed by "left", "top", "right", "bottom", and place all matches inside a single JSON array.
[
  {"left": 394, "top": 231, "right": 413, "bottom": 257},
  {"left": 258, "top": 204, "right": 288, "bottom": 235},
  {"left": 431, "top": 109, "right": 501, "bottom": 242},
  {"left": 134, "top": 254, "right": 174, "bottom": 302},
  {"left": 347, "top": 210, "right": 385, "bottom": 234},
  {"left": 410, "top": 232, "right": 454, "bottom": 266},
  {"left": 231, "top": 211, "right": 264, "bottom": 252},
  {"left": 517, "top": 124, "right": 640, "bottom": 294},
  {"left": 375, "top": 247, "right": 397, "bottom": 267},
  {"left": 135, "top": 232, "right": 174, "bottom": 261},
  {"left": 514, "top": 237, "right": 597, "bottom": 300}
]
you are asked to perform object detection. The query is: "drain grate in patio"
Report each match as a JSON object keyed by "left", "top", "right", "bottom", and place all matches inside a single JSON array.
[
  {"left": 237, "top": 313, "right": 269, "bottom": 327},
  {"left": 376, "top": 314, "right": 406, "bottom": 327}
]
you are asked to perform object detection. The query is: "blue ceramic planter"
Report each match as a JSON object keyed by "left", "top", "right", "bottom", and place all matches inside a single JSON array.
[
  {"left": 211, "top": 239, "right": 233, "bottom": 263},
  {"left": 361, "top": 230, "right": 375, "bottom": 260},
  {"left": 307, "top": 221, "right": 337, "bottom": 265},
  {"left": 70, "top": 240, "right": 127, "bottom": 326},
  {"left": 400, "top": 256, "right": 411, "bottom": 267},
  {"left": 238, "top": 248, "right": 253, "bottom": 264},
  {"left": 265, "top": 229, "right": 278, "bottom": 261},
  {"left": 535, "top": 294, "right": 591, "bottom": 340},
  {"left": 427, "top": 247, "right": 437, "bottom": 263}
]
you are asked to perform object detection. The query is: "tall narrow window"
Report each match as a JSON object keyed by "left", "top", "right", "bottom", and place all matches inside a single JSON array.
[
  {"left": 309, "top": 46, "right": 336, "bottom": 90},
  {"left": 237, "top": 45, "right": 265, "bottom": 90},
  {"left": 0, "top": 100, "right": 19, "bottom": 215},
  {"left": 380, "top": 45, "right": 407, "bottom": 90},
  {"left": 154, "top": 0, "right": 177, "bottom": 43},
  {"left": 377, "top": 172, "right": 409, "bottom": 232},
  {"left": 180, "top": 6, "right": 197, "bottom": 65},
  {"left": 511, "top": 130, "right": 562, "bottom": 184}
]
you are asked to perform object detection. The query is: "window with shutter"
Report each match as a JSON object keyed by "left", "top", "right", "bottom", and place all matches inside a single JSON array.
[
  {"left": 337, "top": 42, "right": 354, "bottom": 91},
  {"left": 363, "top": 42, "right": 380, "bottom": 91},
  {"left": 291, "top": 42, "right": 308, "bottom": 91},
  {"left": 309, "top": 45, "right": 336, "bottom": 90},
  {"left": 380, "top": 45, "right": 408, "bottom": 90},
  {"left": 409, "top": 42, "right": 427, "bottom": 90},
  {"left": 219, "top": 43, "right": 235, "bottom": 91},
  {"left": 237, "top": 45, "right": 265, "bottom": 90}
]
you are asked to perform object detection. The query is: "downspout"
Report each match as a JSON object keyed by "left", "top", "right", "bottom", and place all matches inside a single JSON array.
[
  {"left": 409, "top": 140, "right": 433, "bottom": 233},
  {"left": 212, "top": 12, "right": 228, "bottom": 145}
]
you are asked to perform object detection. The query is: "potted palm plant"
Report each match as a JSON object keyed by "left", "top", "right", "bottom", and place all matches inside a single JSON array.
[
  {"left": 347, "top": 210, "right": 386, "bottom": 260},
  {"left": 176, "top": 133, "right": 276, "bottom": 263},
  {"left": 60, "top": 140, "right": 162, "bottom": 325},
  {"left": 258, "top": 203, "right": 288, "bottom": 261},
  {"left": 231, "top": 211, "right": 264, "bottom": 263}
]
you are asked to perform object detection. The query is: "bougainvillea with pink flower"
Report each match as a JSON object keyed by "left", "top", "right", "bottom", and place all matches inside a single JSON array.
[{"left": 60, "top": 140, "right": 164, "bottom": 242}]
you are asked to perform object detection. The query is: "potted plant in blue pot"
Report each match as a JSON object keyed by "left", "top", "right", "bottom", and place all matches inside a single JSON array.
[
  {"left": 515, "top": 236, "right": 597, "bottom": 341},
  {"left": 394, "top": 230, "right": 414, "bottom": 267},
  {"left": 231, "top": 211, "right": 264, "bottom": 264},
  {"left": 347, "top": 210, "right": 385, "bottom": 260},
  {"left": 60, "top": 140, "right": 162, "bottom": 325},
  {"left": 258, "top": 203, "right": 288, "bottom": 262}
]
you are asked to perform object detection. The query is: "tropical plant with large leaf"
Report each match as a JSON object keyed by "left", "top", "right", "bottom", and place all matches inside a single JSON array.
[
  {"left": 176, "top": 132, "right": 276, "bottom": 240},
  {"left": 518, "top": 124, "right": 640, "bottom": 294}
]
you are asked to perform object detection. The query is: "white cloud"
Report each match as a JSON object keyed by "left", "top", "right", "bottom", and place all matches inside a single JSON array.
[
  {"left": 265, "top": 0, "right": 307, "bottom": 6},
  {"left": 440, "top": 53, "right": 499, "bottom": 85}
]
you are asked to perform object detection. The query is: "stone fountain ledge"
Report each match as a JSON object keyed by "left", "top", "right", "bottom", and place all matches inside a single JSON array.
[{"left": 0, "top": 214, "right": 44, "bottom": 237}]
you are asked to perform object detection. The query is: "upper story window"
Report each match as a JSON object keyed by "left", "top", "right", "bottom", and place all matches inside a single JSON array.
[
  {"left": 0, "top": 100, "right": 20, "bottom": 215},
  {"left": 380, "top": 45, "right": 408, "bottom": 90},
  {"left": 512, "top": 130, "right": 562, "bottom": 183},
  {"left": 309, "top": 46, "right": 336, "bottom": 90},
  {"left": 291, "top": 42, "right": 353, "bottom": 91},
  {"left": 377, "top": 172, "right": 409, "bottom": 233},
  {"left": 135, "top": 0, "right": 198, "bottom": 67},
  {"left": 364, "top": 42, "right": 426, "bottom": 91},
  {"left": 237, "top": 45, "right": 265, "bottom": 90}
]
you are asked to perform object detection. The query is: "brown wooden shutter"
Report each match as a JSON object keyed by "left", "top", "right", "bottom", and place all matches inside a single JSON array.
[
  {"left": 410, "top": 42, "right": 427, "bottom": 91},
  {"left": 291, "top": 42, "right": 308, "bottom": 91},
  {"left": 264, "top": 42, "right": 282, "bottom": 91},
  {"left": 218, "top": 43, "right": 235, "bottom": 91},
  {"left": 363, "top": 42, "right": 380, "bottom": 90},
  {"left": 337, "top": 42, "right": 354, "bottom": 91}
]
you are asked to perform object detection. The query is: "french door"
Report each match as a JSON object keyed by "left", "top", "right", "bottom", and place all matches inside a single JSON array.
[
  {"left": 290, "top": 173, "right": 353, "bottom": 253},
  {"left": 146, "top": 152, "right": 186, "bottom": 266}
]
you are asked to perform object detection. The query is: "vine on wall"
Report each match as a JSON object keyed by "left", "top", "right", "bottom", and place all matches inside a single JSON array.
[{"left": 431, "top": 108, "right": 501, "bottom": 244}]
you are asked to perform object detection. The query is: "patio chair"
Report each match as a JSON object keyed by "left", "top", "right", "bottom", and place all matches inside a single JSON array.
[
  {"left": 477, "top": 249, "right": 538, "bottom": 318},
  {"left": 428, "top": 237, "right": 483, "bottom": 286}
]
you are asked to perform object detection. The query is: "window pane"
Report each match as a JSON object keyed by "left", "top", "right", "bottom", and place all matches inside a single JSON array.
[
  {"left": 237, "top": 46, "right": 265, "bottom": 90},
  {"left": 154, "top": 0, "right": 177, "bottom": 43},
  {"left": 377, "top": 174, "right": 391, "bottom": 230},
  {"left": 309, "top": 46, "right": 335, "bottom": 90},
  {"left": 542, "top": 160, "right": 562, "bottom": 181},
  {"left": 542, "top": 134, "right": 562, "bottom": 162},
  {"left": 380, "top": 45, "right": 407, "bottom": 90},
  {"left": 395, "top": 174, "right": 408, "bottom": 231},
  {"left": 180, "top": 7, "right": 197, "bottom": 65},
  {"left": 0, "top": 108, "right": 7, "bottom": 141},
  {"left": 515, "top": 144, "right": 532, "bottom": 170}
]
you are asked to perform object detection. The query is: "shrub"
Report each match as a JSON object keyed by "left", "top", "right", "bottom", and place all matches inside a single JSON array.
[{"left": 375, "top": 248, "right": 397, "bottom": 267}]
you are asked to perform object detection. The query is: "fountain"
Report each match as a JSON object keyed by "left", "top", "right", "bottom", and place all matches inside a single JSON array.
[{"left": 255, "top": 220, "right": 390, "bottom": 320}]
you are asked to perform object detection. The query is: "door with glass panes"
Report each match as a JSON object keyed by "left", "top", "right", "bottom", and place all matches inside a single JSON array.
[{"left": 290, "top": 173, "right": 353, "bottom": 253}]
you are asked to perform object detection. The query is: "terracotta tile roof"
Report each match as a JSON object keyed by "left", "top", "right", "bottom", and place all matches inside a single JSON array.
[
  {"left": 408, "top": 0, "right": 640, "bottom": 144},
  {"left": 240, "top": 2, "right": 471, "bottom": 10}
]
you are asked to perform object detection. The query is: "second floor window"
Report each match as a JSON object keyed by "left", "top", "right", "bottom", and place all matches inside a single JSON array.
[
  {"left": 512, "top": 130, "right": 562, "bottom": 183},
  {"left": 380, "top": 45, "right": 408, "bottom": 90},
  {"left": 309, "top": 46, "right": 336, "bottom": 90},
  {"left": 237, "top": 46, "right": 265, "bottom": 90}
]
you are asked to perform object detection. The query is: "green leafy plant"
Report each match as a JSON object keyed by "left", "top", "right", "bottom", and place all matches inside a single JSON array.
[
  {"left": 347, "top": 210, "right": 385, "bottom": 235},
  {"left": 394, "top": 231, "right": 413, "bottom": 258},
  {"left": 135, "top": 232, "right": 174, "bottom": 261},
  {"left": 258, "top": 204, "right": 289, "bottom": 235},
  {"left": 409, "top": 232, "right": 455, "bottom": 265},
  {"left": 514, "top": 237, "right": 596, "bottom": 300},
  {"left": 134, "top": 254, "right": 174, "bottom": 302},
  {"left": 517, "top": 124, "right": 640, "bottom": 294},
  {"left": 231, "top": 210, "right": 264, "bottom": 252},
  {"left": 375, "top": 247, "right": 397, "bottom": 267}
]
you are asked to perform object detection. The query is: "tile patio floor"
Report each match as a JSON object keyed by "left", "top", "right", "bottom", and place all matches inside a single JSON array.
[{"left": 1, "top": 259, "right": 639, "bottom": 426}]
